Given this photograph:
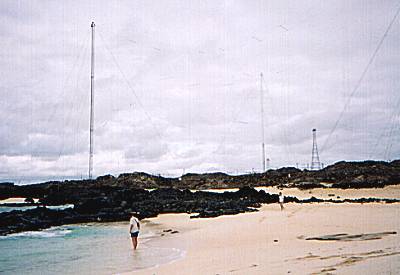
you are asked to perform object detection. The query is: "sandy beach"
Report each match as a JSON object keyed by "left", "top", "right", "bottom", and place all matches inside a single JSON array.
[
  {"left": 127, "top": 189, "right": 400, "bottom": 275},
  {"left": 202, "top": 185, "right": 400, "bottom": 200}
]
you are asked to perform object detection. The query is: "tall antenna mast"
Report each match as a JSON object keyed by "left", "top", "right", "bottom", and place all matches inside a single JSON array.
[
  {"left": 88, "top": 21, "right": 95, "bottom": 179},
  {"left": 311, "top": 128, "right": 321, "bottom": 170},
  {"left": 260, "top": 73, "right": 266, "bottom": 172}
]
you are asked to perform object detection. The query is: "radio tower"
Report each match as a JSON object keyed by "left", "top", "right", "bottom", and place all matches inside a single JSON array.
[
  {"left": 88, "top": 22, "right": 95, "bottom": 179},
  {"left": 311, "top": 129, "right": 321, "bottom": 170},
  {"left": 259, "top": 73, "right": 266, "bottom": 172}
]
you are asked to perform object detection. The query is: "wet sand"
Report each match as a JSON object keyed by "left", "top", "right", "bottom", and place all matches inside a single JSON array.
[{"left": 127, "top": 187, "right": 400, "bottom": 275}]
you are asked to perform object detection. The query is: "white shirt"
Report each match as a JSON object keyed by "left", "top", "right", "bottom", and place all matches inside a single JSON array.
[
  {"left": 130, "top": 216, "right": 140, "bottom": 233},
  {"left": 279, "top": 194, "right": 284, "bottom": 203}
]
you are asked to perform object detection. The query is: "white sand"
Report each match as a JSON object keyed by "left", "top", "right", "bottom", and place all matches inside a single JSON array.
[
  {"left": 126, "top": 188, "right": 400, "bottom": 275},
  {"left": 199, "top": 185, "right": 400, "bottom": 200},
  {"left": 258, "top": 185, "right": 400, "bottom": 200},
  {"left": 0, "top": 197, "right": 39, "bottom": 204}
]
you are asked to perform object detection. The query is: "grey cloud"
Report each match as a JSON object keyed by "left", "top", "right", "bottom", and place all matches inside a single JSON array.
[
  {"left": 125, "top": 141, "right": 168, "bottom": 161},
  {"left": 0, "top": 0, "right": 399, "bottom": 182}
]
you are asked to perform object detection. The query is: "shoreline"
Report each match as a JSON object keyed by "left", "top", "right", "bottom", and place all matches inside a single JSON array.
[
  {"left": 0, "top": 220, "right": 185, "bottom": 275},
  {"left": 125, "top": 186, "right": 400, "bottom": 274},
  {"left": 128, "top": 203, "right": 400, "bottom": 275},
  {"left": 1, "top": 186, "right": 399, "bottom": 236},
  {"left": 1, "top": 187, "right": 399, "bottom": 274}
]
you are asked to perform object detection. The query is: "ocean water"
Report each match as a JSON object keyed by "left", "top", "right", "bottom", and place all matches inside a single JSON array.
[
  {"left": 0, "top": 222, "right": 184, "bottom": 275},
  {"left": 0, "top": 206, "right": 36, "bottom": 213}
]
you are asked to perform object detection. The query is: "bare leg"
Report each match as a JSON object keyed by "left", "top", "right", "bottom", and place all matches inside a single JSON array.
[
  {"left": 280, "top": 202, "right": 284, "bottom": 211},
  {"left": 131, "top": 237, "right": 138, "bottom": 250},
  {"left": 131, "top": 237, "right": 136, "bottom": 250}
]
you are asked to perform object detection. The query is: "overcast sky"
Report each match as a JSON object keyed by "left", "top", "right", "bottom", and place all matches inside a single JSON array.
[{"left": 0, "top": 0, "right": 399, "bottom": 183}]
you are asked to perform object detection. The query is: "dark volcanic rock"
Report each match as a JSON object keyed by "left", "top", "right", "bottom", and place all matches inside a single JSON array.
[
  {"left": 1, "top": 184, "right": 399, "bottom": 236},
  {"left": 0, "top": 183, "right": 18, "bottom": 200},
  {"left": 75, "top": 198, "right": 112, "bottom": 214},
  {"left": 0, "top": 182, "right": 14, "bottom": 186},
  {"left": 1, "top": 159, "right": 399, "bottom": 236},
  {"left": 301, "top": 196, "right": 324, "bottom": 203},
  {"left": 0, "top": 187, "right": 277, "bottom": 235},
  {"left": 2, "top": 160, "right": 399, "bottom": 203},
  {"left": 325, "top": 161, "right": 400, "bottom": 189},
  {"left": 0, "top": 207, "right": 74, "bottom": 235}
]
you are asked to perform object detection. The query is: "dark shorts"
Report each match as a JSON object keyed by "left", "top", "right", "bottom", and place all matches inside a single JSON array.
[{"left": 130, "top": 231, "right": 139, "bottom": 238}]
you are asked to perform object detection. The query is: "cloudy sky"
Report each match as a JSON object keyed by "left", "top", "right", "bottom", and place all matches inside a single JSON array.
[{"left": 0, "top": 0, "right": 399, "bottom": 183}]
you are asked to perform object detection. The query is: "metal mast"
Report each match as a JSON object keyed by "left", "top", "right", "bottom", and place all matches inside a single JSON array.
[
  {"left": 311, "top": 128, "right": 321, "bottom": 170},
  {"left": 260, "top": 73, "right": 266, "bottom": 172},
  {"left": 88, "top": 21, "right": 95, "bottom": 179}
]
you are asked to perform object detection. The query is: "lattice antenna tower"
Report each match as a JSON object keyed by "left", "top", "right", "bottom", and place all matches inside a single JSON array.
[{"left": 311, "top": 129, "right": 321, "bottom": 170}]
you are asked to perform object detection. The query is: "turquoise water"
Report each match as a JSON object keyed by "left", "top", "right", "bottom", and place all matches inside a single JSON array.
[
  {"left": 0, "top": 222, "right": 184, "bottom": 274},
  {"left": 0, "top": 206, "right": 36, "bottom": 213}
]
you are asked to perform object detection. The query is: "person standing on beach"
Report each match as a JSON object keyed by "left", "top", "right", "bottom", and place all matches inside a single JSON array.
[
  {"left": 278, "top": 192, "right": 284, "bottom": 210},
  {"left": 129, "top": 214, "right": 140, "bottom": 250}
]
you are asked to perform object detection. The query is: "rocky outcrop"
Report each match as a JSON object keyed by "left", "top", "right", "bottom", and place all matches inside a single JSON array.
[
  {"left": 1, "top": 160, "right": 399, "bottom": 199},
  {"left": 0, "top": 187, "right": 284, "bottom": 235},
  {"left": 0, "top": 160, "right": 399, "bottom": 235},
  {"left": 324, "top": 160, "right": 400, "bottom": 188},
  {"left": 1, "top": 185, "right": 398, "bottom": 236}
]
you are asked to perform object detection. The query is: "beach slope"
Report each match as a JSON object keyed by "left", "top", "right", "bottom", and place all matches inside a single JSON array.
[{"left": 129, "top": 203, "right": 400, "bottom": 274}]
